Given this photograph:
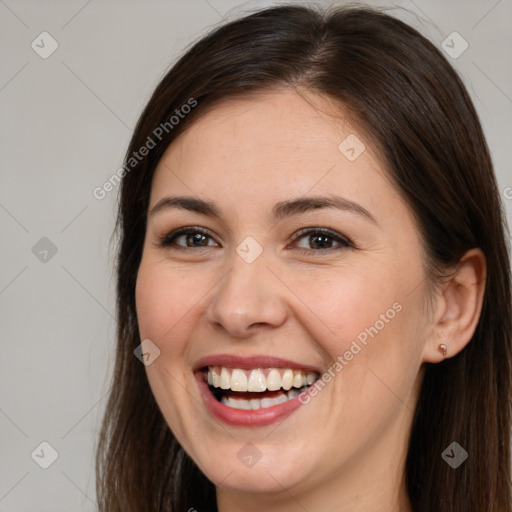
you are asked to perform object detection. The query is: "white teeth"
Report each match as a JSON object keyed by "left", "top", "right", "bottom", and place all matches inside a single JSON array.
[
  {"left": 281, "top": 369, "right": 293, "bottom": 390},
  {"left": 221, "top": 388, "right": 300, "bottom": 410},
  {"left": 292, "top": 371, "right": 304, "bottom": 388},
  {"left": 260, "top": 398, "right": 274, "bottom": 408},
  {"left": 220, "top": 368, "right": 230, "bottom": 390},
  {"left": 266, "top": 369, "right": 282, "bottom": 391},
  {"left": 249, "top": 398, "right": 261, "bottom": 410},
  {"left": 287, "top": 388, "right": 300, "bottom": 399},
  {"left": 207, "top": 366, "right": 318, "bottom": 393},
  {"left": 230, "top": 369, "right": 248, "bottom": 392},
  {"left": 247, "top": 369, "right": 266, "bottom": 392}
]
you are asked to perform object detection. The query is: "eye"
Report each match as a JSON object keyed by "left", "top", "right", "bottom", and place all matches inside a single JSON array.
[
  {"left": 291, "top": 228, "right": 353, "bottom": 254},
  {"left": 157, "top": 226, "right": 354, "bottom": 254},
  {"left": 159, "top": 226, "right": 218, "bottom": 249}
]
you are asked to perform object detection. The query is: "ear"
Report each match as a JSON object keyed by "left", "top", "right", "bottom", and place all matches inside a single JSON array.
[{"left": 422, "top": 248, "right": 487, "bottom": 363}]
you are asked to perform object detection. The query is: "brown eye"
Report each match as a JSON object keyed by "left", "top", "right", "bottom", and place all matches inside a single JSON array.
[
  {"left": 160, "top": 227, "right": 218, "bottom": 248},
  {"left": 182, "top": 233, "right": 210, "bottom": 247},
  {"left": 292, "top": 228, "right": 353, "bottom": 253}
]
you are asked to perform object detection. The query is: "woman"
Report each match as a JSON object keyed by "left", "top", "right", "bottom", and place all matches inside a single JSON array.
[{"left": 95, "top": 4, "right": 512, "bottom": 511}]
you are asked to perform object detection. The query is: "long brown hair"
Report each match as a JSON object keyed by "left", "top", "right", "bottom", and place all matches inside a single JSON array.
[{"left": 95, "top": 5, "right": 512, "bottom": 511}]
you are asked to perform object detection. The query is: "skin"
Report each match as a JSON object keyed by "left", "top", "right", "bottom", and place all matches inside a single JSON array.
[{"left": 135, "top": 88, "right": 486, "bottom": 512}]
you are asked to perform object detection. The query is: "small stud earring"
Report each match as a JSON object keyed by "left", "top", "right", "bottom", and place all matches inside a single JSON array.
[{"left": 438, "top": 343, "right": 448, "bottom": 357}]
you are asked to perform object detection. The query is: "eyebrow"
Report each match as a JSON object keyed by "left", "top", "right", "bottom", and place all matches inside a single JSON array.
[{"left": 149, "top": 195, "right": 376, "bottom": 224}]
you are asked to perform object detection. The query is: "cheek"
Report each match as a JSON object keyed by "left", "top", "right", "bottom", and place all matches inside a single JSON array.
[
  {"left": 293, "top": 270, "right": 403, "bottom": 357},
  {"left": 135, "top": 259, "right": 202, "bottom": 358},
  {"left": 300, "top": 274, "right": 424, "bottom": 435},
  {"left": 294, "top": 266, "right": 425, "bottom": 394},
  {"left": 135, "top": 260, "right": 203, "bottom": 443}
]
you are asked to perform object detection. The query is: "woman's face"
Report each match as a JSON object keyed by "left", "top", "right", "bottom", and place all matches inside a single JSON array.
[{"left": 135, "top": 89, "right": 434, "bottom": 503}]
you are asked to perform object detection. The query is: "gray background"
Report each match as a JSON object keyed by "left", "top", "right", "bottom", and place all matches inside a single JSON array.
[{"left": 0, "top": 0, "right": 510, "bottom": 510}]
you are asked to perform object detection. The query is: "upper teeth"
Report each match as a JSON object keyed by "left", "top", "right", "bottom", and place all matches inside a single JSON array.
[{"left": 207, "top": 367, "right": 317, "bottom": 392}]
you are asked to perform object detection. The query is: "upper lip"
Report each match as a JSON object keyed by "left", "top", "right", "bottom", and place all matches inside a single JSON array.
[{"left": 194, "top": 353, "right": 321, "bottom": 373}]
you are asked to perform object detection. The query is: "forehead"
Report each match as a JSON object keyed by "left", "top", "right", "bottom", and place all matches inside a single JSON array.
[
  {"left": 168, "top": 90, "right": 357, "bottom": 166},
  {"left": 150, "top": 89, "right": 395, "bottom": 220}
]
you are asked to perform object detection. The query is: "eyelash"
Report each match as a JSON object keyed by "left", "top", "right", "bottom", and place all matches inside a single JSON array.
[{"left": 158, "top": 226, "right": 354, "bottom": 255}]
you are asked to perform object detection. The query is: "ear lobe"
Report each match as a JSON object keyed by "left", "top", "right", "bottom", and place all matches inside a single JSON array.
[{"left": 422, "top": 248, "right": 486, "bottom": 363}]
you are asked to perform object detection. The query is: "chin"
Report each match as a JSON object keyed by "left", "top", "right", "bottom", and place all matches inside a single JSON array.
[{"left": 186, "top": 436, "right": 320, "bottom": 495}]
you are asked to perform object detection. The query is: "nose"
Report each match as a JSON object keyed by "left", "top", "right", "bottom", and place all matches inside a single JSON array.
[{"left": 206, "top": 253, "right": 288, "bottom": 339}]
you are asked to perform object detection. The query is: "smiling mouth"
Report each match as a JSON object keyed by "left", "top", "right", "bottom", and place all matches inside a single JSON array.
[{"left": 203, "top": 366, "right": 319, "bottom": 410}]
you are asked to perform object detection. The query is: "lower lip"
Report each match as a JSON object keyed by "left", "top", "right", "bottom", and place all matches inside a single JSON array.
[{"left": 195, "top": 371, "right": 306, "bottom": 427}]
